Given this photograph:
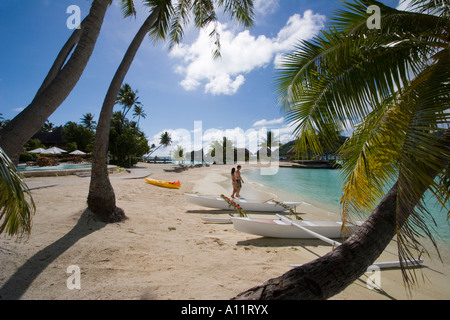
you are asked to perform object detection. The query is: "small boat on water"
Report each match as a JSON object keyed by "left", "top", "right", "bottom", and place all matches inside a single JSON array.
[
  {"left": 145, "top": 178, "right": 181, "bottom": 189},
  {"left": 231, "top": 216, "right": 361, "bottom": 239},
  {"left": 185, "top": 193, "right": 301, "bottom": 212}
]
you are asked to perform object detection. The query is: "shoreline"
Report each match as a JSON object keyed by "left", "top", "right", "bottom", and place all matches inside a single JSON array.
[{"left": 0, "top": 162, "right": 449, "bottom": 300}]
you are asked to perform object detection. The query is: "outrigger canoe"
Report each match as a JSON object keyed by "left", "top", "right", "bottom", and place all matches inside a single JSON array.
[
  {"left": 145, "top": 178, "right": 181, "bottom": 189},
  {"left": 185, "top": 193, "right": 301, "bottom": 212},
  {"left": 231, "top": 216, "right": 361, "bottom": 239}
]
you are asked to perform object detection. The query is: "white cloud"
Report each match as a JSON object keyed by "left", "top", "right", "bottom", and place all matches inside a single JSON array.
[
  {"left": 148, "top": 119, "right": 296, "bottom": 157},
  {"left": 170, "top": 10, "right": 326, "bottom": 95},
  {"left": 254, "top": 0, "right": 279, "bottom": 16},
  {"left": 204, "top": 74, "right": 245, "bottom": 95},
  {"left": 253, "top": 117, "right": 284, "bottom": 127}
]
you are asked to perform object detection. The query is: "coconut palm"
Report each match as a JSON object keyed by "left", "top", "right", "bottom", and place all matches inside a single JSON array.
[
  {"left": 81, "top": 113, "right": 97, "bottom": 130},
  {"left": 88, "top": 0, "right": 254, "bottom": 221},
  {"left": 145, "top": 131, "right": 173, "bottom": 157},
  {"left": 172, "top": 145, "right": 185, "bottom": 162},
  {"left": 159, "top": 131, "right": 172, "bottom": 147},
  {"left": 0, "top": 0, "right": 112, "bottom": 164},
  {"left": 258, "top": 130, "right": 281, "bottom": 149},
  {"left": 133, "top": 105, "right": 147, "bottom": 127},
  {"left": 116, "top": 83, "right": 143, "bottom": 118},
  {"left": 236, "top": 0, "right": 449, "bottom": 299},
  {"left": 0, "top": 147, "right": 35, "bottom": 238},
  {"left": 208, "top": 137, "right": 234, "bottom": 164}
]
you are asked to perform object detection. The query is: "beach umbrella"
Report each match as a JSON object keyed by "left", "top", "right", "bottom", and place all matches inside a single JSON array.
[
  {"left": 69, "top": 150, "right": 86, "bottom": 155},
  {"left": 29, "top": 148, "right": 47, "bottom": 154},
  {"left": 42, "top": 146, "right": 67, "bottom": 154}
]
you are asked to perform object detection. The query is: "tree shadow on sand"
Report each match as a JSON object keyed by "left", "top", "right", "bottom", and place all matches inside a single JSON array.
[{"left": 0, "top": 209, "right": 106, "bottom": 300}]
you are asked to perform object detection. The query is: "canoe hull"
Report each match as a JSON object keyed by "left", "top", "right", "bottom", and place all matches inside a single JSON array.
[
  {"left": 202, "top": 217, "right": 232, "bottom": 224},
  {"left": 185, "top": 194, "right": 301, "bottom": 212},
  {"left": 231, "top": 217, "right": 359, "bottom": 239},
  {"left": 145, "top": 178, "right": 181, "bottom": 189}
]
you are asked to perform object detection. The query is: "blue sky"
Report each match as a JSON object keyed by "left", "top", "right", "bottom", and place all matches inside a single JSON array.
[{"left": 0, "top": 0, "right": 403, "bottom": 156}]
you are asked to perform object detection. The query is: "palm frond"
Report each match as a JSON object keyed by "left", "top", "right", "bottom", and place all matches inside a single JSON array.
[
  {"left": 217, "top": 0, "right": 255, "bottom": 28},
  {"left": 276, "top": 0, "right": 450, "bottom": 287},
  {"left": 120, "top": 0, "right": 137, "bottom": 18},
  {"left": 168, "top": 0, "right": 193, "bottom": 49},
  {"left": 0, "top": 147, "right": 35, "bottom": 239}
]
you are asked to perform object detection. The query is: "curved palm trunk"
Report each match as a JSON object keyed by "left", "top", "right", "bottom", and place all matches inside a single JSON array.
[
  {"left": 235, "top": 131, "right": 449, "bottom": 299},
  {"left": 0, "top": 0, "right": 109, "bottom": 164},
  {"left": 87, "top": 9, "right": 160, "bottom": 222}
]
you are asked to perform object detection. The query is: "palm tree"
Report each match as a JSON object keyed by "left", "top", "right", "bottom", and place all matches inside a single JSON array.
[
  {"left": 159, "top": 131, "right": 172, "bottom": 147},
  {"left": 0, "top": 147, "right": 35, "bottom": 238},
  {"left": 172, "top": 145, "right": 185, "bottom": 163},
  {"left": 145, "top": 131, "right": 173, "bottom": 157},
  {"left": 88, "top": 0, "right": 254, "bottom": 221},
  {"left": 81, "top": 113, "right": 97, "bottom": 130},
  {"left": 133, "top": 105, "right": 147, "bottom": 127},
  {"left": 40, "top": 120, "right": 55, "bottom": 132},
  {"left": 116, "top": 83, "right": 143, "bottom": 118},
  {"left": 235, "top": 0, "right": 449, "bottom": 299},
  {"left": 208, "top": 137, "right": 234, "bottom": 164},
  {"left": 0, "top": 0, "right": 112, "bottom": 164},
  {"left": 258, "top": 130, "right": 281, "bottom": 149}
]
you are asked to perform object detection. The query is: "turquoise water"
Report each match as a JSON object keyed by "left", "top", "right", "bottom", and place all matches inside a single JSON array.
[
  {"left": 245, "top": 167, "right": 450, "bottom": 246},
  {"left": 18, "top": 164, "right": 91, "bottom": 172}
]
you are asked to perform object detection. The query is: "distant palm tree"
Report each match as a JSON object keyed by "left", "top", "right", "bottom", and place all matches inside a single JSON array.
[
  {"left": 159, "top": 131, "right": 172, "bottom": 147},
  {"left": 116, "top": 83, "right": 143, "bottom": 118},
  {"left": 236, "top": 0, "right": 449, "bottom": 299},
  {"left": 40, "top": 120, "right": 55, "bottom": 132},
  {"left": 133, "top": 105, "right": 147, "bottom": 127},
  {"left": 0, "top": 147, "right": 35, "bottom": 238},
  {"left": 209, "top": 137, "right": 234, "bottom": 164},
  {"left": 88, "top": 0, "right": 254, "bottom": 221},
  {"left": 0, "top": 0, "right": 112, "bottom": 164},
  {"left": 258, "top": 130, "right": 281, "bottom": 149},
  {"left": 172, "top": 145, "right": 185, "bottom": 162},
  {"left": 145, "top": 131, "right": 172, "bottom": 157},
  {"left": 81, "top": 113, "right": 97, "bottom": 130}
]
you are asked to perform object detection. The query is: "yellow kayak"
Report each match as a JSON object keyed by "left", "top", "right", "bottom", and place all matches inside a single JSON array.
[{"left": 145, "top": 178, "right": 181, "bottom": 189}]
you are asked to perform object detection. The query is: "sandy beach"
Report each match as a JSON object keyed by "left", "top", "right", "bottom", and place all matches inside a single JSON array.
[{"left": 0, "top": 162, "right": 449, "bottom": 300}]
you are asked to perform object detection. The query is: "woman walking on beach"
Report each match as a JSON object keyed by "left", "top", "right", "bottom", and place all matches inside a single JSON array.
[{"left": 231, "top": 168, "right": 238, "bottom": 198}]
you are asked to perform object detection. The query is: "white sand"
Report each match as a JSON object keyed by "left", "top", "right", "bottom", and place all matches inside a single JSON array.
[{"left": 0, "top": 163, "right": 449, "bottom": 300}]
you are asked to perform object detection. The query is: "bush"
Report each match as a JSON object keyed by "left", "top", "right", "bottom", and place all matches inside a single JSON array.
[
  {"left": 19, "top": 153, "right": 37, "bottom": 162},
  {"left": 36, "top": 157, "right": 55, "bottom": 167}
]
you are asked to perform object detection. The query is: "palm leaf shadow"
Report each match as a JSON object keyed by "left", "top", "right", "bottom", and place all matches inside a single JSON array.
[{"left": 0, "top": 209, "right": 106, "bottom": 299}]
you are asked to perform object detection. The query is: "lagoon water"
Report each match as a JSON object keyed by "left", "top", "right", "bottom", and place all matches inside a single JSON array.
[
  {"left": 18, "top": 163, "right": 91, "bottom": 172},
  {"left": 245, "top": 167, "right": 450, "bottom": 246}
]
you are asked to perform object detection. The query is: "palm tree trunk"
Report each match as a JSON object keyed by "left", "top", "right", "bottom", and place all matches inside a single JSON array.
[
  {"left": 0, "top": 0, "right": 109, "bottom": 164},
  {"left": 87, "top": 9, "right": 160, "bottom": 222},
  {"left": 234, "top": 131, "right": 449, "bottom": 300}
]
